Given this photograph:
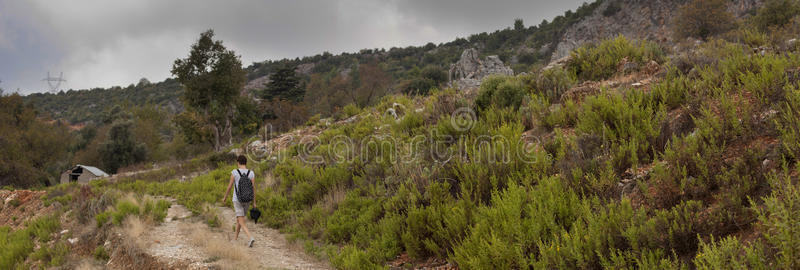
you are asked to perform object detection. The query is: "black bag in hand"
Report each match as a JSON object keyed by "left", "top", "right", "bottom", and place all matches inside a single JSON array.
[{"left": 249, "top": 208, "right": 261, "bottom": 223}]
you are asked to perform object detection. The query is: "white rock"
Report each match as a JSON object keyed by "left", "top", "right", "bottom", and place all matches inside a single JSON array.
[{"left": 68, "top": 238, "right": 78, "bottom": 244}]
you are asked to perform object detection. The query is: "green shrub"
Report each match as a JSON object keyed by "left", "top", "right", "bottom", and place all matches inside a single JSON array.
[
  {"left": 647, "top": 69, "right": 690, "bottom": 110},
  {"left": 325, "top": 193, "right": 382, "bottom": 244},
  {"left": 453, "top": 178, "right": 583, "bottom": 269},
  {"left": 338, "top": 103, "right": 361, "bottom": 120},
  {"left": 30, "top": 241, "right": 69, "bottom": 267},
  {"left": 329, "top": 244, "right": 386, "bottom": 270},
  {"left": 674, "top": 0, "right": 735, "bottom": 39},
  {"left": 777, "top": 85, "right": 800, "bottom": 160},
  {"left": 93, "top": 245, "right": 110, "bottom": 261},
  {"left": 142, "top": 198, "right": 171, "bottom": 222},
  {"left": 532, "top": 67, "right": 576, "bottom": 103},
  {"left": 96, "top": 211, "right": 111, "bottom": 227},
  {"left": 753, "top": 0, "right": 800, "bottom": 30},
  {"left": 694, "top": 235, "right": 767, "bottom": 269},
  {"left": 542, "top": 99, "right": 581, "bottom": 129},
  {"left": 755, "top": 166, "right": 800, "bottom": 268},
  {"left": 111, "top": 200, "right": 140, "bottom": 225},
  {"left": 402, "top": 182, "right": 472, "bottom": 259},
  {"left": 566, "top": 36, "right": 664, "bottom": 81},
  {"left": 0, "top": 215, "right": 60, "bottom": 269},
  {"left": 623, "top": 200, "right": 703, "bottom": 255},
  {"left": 392, "top": 111, "right": 424, "bottom": 135},
  {"left": 475, "top": 75, "right": 527, "bottom": 111},
  {"left": 577, "top": 91, "right": 665, "bottom": 172},
  {"left": 7, "top": 199, "right": 20, "bottom": 208}
]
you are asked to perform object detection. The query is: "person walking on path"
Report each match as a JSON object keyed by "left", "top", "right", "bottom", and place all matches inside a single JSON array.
[{"left": 222, "top": 155, "right": 256, "bottom": 247}]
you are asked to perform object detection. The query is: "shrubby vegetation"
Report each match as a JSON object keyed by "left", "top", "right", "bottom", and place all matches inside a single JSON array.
[
  {"left": 8, "top": 1, "right": 800, "bottom": 269},
  {"left": 566, "top": 36, "right": 665, "bottom": 81},
  {"left": 674, "top": 0, "right": 735, "bottom": 40},
  {"left": 0, "top": 92, "right": 72, "bottom": 187},
  {"left": 0, "top": 215, "right": 63, "bottom": 269}
]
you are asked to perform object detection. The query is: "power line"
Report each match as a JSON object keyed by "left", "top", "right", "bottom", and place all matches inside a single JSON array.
[{"left": 42, "top": 71, "right": 66, "bottom": 93}]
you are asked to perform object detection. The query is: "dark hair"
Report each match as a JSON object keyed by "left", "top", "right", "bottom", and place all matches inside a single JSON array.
[{"left": 237, "top": 155, "right": 247, "bottom": 165}]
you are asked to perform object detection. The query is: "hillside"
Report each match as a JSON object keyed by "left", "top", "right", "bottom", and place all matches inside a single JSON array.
[{"left": 5, "top": 0, "right": 800, "bottom": 269}]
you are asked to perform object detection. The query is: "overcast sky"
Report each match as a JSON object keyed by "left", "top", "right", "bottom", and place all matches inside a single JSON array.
[{"left": 0, "top": 0, "right": 587, "bottom": 94}]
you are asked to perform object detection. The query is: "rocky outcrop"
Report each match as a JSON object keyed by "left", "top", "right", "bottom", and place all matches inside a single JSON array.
[
  {"left": 551, "top": 0, "right": 763, "bottom": 62},
  {"left": 449, "top": 48, "right": 514, "bottom": 90}
]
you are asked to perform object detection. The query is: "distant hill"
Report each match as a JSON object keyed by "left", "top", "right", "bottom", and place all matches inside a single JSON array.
[
  {"left": 23, "top": 0, "right": 765, "bottom": 125},
  {"left": 24, "top": 1, "right": 604, "bottom": 124}
]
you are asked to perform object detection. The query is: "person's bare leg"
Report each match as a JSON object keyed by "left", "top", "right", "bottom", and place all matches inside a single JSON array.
[
  {"left": 237, "top": 216, "right": 253, "bottom": 240},
  {"left": 235, "top": 217, "right": 241, "bottom": 240}
]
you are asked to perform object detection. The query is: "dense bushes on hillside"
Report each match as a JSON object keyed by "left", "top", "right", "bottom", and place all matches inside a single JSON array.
[
  {"left": 674, "top": 0, "right": 735, "bottom": 39},
  {"left": 566, "top": 36, "right": 665, "bottom": 81},
  {"left": 0, "top": 92, "right": 72, "bottom": 187},
  {"left": 102, "top": 30, "right": 800, "bottom": 269},
  {"left": 753, "top": 0, "right": 800, "bottom": 30}
]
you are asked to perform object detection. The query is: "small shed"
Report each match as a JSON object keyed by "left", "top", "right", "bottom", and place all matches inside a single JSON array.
[{"left": 60, "top": 165, "right": 109, "bottom": 184}]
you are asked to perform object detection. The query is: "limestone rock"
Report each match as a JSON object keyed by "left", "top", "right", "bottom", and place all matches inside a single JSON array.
[
  {"left": 449, "top": 48, "right": 514, "bottom": 90},
  {"left": 550, "top": 0, "right": 763, "bottom": 63}
]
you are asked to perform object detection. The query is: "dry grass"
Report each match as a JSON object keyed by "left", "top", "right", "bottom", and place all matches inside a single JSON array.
[
  {"left": 263, "top": 172, "right": 276, "bottom": 189},
  {"left": 75, "top": 259, "right": 103, "bottom": 270},
  {"left": 322, "top": 185, "right": 347, "bottom": 212},
  {"left": 122, "top": 216, "right": 147, "bottom": 247},
  {"left": 185, "top": 223, "right": 258, "bottom": 269}
]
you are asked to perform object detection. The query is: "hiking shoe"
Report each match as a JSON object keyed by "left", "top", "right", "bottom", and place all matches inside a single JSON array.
[{"left": 248, "top": 238, "right": 255, "bottom": 248}]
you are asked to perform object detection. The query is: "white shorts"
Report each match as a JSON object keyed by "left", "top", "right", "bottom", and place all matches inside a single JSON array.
[{"left": 233, "top": 200, "right": 249, "bottom": 217}]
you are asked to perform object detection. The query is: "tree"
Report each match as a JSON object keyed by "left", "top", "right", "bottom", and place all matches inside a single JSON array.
[
  {"left": 674, "top": 0, "right": 734, "bottom": 40},
  {"left": 753, "top": 0, "right": 800, "bottom": 30},
  {"left": 352, "top": 60, "right": 390, "bottom": 107},
  {"left": 514, "top": 19, "right": 525, "bottom": 31},
  {"left": 401, "top": 65, "right": 447, "bottom": 96},
  {"left": 99, "top": 121, "right": 146, "bottom": 174},
  {"left": 171, "top": 29, "right": 246, "bottom": 151},
  {"left": 0, "top": 93, "right": 72, "bottom": 187},
  {"left": 263, "top": 65, "right": 304, "bottom": 102}
]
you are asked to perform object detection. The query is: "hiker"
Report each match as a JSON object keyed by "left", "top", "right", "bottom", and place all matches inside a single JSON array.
[{"left": 222, "top": 155, "right": 256, "bottom": 247}]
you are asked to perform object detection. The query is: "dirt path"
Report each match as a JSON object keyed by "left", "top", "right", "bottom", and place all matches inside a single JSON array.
[{"left": 141, "top": 199, "right": 329, "bottom": 269}]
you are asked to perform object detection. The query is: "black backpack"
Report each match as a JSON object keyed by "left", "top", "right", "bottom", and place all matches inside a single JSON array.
[{"left": 234, "top": 169, "right": 254, "bottom": 203}]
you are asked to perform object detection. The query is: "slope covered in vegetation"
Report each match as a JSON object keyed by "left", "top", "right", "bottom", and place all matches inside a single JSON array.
[{"left": 113, "top": 16, "right": 800, "bottom": 268}]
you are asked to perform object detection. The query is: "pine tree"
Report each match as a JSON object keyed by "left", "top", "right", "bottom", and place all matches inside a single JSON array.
[{"left": 263, "top": 65, "right": 305, "bottom": 103}]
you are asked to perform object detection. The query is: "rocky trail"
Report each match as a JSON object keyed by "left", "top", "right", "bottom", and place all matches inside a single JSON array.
[{"left": 141, "top": 198, "right": 328, "bottom": 270}]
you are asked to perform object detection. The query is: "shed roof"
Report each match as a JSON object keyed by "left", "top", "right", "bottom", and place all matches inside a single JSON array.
[{"left": 73, "top": 164, "right": 110, "bottom": 177}]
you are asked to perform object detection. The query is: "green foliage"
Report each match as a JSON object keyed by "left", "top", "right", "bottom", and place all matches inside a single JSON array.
[
  {"left": 0, "top": 215, "right": 60, "bottom": 269},
  {"left": 171, "top": 29, "right": 247, "bottom": 151},
  {"left": 475, "top": 75, "right": 527, "bottom": 111},
  {"left": 777, "top": 85, "right": 800, "bottom": 160},
  {"left": 96, "top": 211, "right": 110, "bottom": 227},
  {"left": 0, "top": 93, "right": 72, "bottom": 187},
  {"left": 694, "top": 236, "right": 767, "bottom": 270},
  {"left": 338, "top": 103, "right": 361, "bottom": 120},
  {"left": 264, "top": 65, "right": 305, "bottom": 102},
  {"left": 111, "top": 200, "right": 140, "bottom": 225},
  {"left": 531, "top": 67, "right": 575, "bottom": 103},
  {"left": 325, "top": 193, "right": 382, "bottom": 243},
  {"left": 99, "top": 120, "right": 147, "bottom": 173},
  {"left": 753, "top": 0, "right": 800, "bottom": 30},
  {"left": 452, "top": 179, "right": 581, "bottom": 269},
  {"left": 755, "top": 167, "right": 800, "bottom": 268},
  {"left": 30, "top": 241, "right": 69, "bottom": 267},
  {"left": 567, "top": 36, "right": 664, "bottom": 81},
  {"left": 674, "top": 0, "right": 735, "bottom": 39},
  {"left": 577, "top": 91, "right": 666, "bottom": 172},
  {"left": 93, "top": 246, "right": 110, "bottom": 261}
]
